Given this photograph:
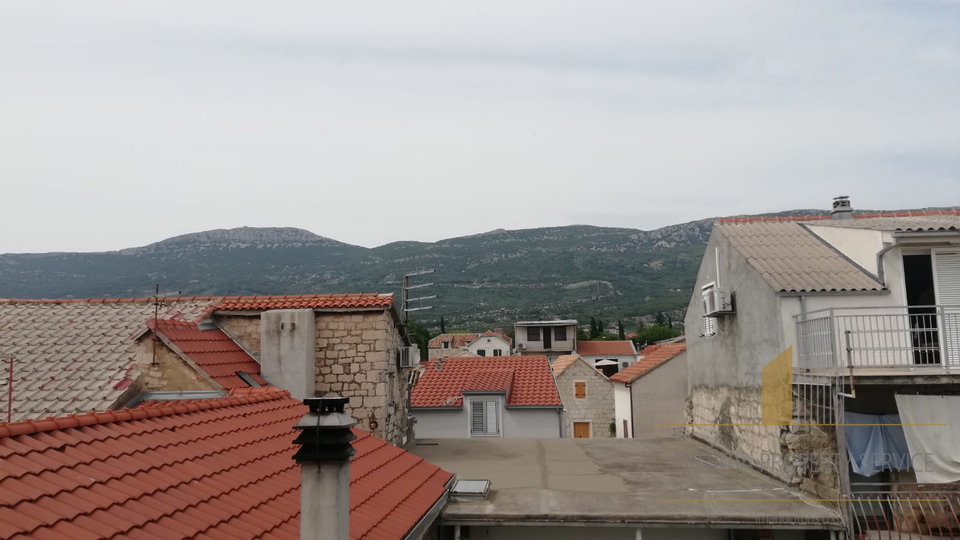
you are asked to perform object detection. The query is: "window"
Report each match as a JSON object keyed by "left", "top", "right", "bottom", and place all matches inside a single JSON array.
[
  {"left": 471, "top": 400, "right": 499, "bottom": 436},
  {"left": 442, "top": 342, "right": 450, "bottom": 349},
  {"left": 477, "top": 349, "right": 486, "bottom": 357},
  {"left": 527, "top": 327, "right": 541, "bottom": 341},
  {"left": 574, "top": 381, "right": 586, "bottom": 399},
  {"left": 555, "top": 326, "right": 567, "bottom": 341},
  {"left": 493, "top": 349, "right": 502, "bottom": 356}
]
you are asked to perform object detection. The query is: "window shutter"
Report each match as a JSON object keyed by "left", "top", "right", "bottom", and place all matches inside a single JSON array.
[
  {"left": 933, "top": 250, "right": 960, "bottom": 365},
  {"left": 484, "top": 401, "right": 498, "bottom": 434},
  {"left": 575, "top": 382, "right": 586, "bottom": 399},
  {"left": 471, "top": 401, "right": 484, "bottom": 433},
  {"left": 704, "top": 316, "right": 717, "bottom": 337}
]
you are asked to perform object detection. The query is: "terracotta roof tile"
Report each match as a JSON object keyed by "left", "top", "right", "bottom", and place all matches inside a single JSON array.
[
  {"left": 148, "top": 319, "right": 265, "bottom": 389},
  {"left": 550, "top": 355, "right": 581, "bottom": 376},
  {"left": 716, "top": 209, "right": 960, "bottom": 224},
  {"left": 427, "top": 333, "right": 479, "bottom": 349},
  {"left": 716, "top": 222, "right": 884, "bottom": 293},
  {"left": 0, "top": 391, "right": 452, "bottom": 540},
  {"left": 610, "top": 343, "right": 686, "bottom": 384},
  {"left": 576, "top": 340, "right": 636, "bottom": 356},
  {"left": 411, "top": 356, "right": 561, "bottom": 408},
  {"left": 215, "top": 293, "right": 392, "bottom": 311}
]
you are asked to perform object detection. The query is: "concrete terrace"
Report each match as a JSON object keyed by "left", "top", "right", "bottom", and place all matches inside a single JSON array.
[{"left": 411, "top": 437, "right": 843, "bottom": 530}]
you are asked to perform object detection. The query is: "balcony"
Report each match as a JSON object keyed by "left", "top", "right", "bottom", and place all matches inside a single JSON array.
[
  {"left": 796, "top": 306, "right": 960, "bottom": 374},
  {"left": 849, "top": 484, "right": 960, "bottom": 539}
]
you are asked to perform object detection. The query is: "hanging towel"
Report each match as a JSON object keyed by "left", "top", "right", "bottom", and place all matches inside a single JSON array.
[
  {"left": 895, "top": 395, "right": 960, "bottom": 484},
  {"left": 844, "top": 412, "right": 912, "bottom": 477}
]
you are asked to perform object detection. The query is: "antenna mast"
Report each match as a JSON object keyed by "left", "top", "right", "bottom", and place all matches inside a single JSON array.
[{"left": 402, "top": 270, "right": 436, "bottom": 318}]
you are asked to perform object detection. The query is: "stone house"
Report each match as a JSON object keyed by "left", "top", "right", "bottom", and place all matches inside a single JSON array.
[
  {"left": 609, "top": 341, "right": 686, "bottom": 439},
  {"left": 0, "top": 293, "right": 416, "bottom": 446},
  {"left": 551, "top": 354, "right": 615, "bottom": 438},
  {"left": 684, "top": 199, "right": 960, "bottom": 537}
]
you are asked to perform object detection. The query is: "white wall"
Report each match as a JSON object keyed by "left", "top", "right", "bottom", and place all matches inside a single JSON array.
[
  {"left": 502, "top": 408, "right": 561, "bottom": 437},
  {"left": 614, "top": 384, "right": 632, "bottom": 438},
  {"left": 515, "top": 325, "right": 577, "bottom": 354},
  {"left": 583, "top": 354, "right": 638, "bottom": 370},
  {"left": 467, "top": 335, "right": 512, "bottom": 356},
  {"left": 413, "top": 405, "right": 561, "bottom": 438},
  {"left": 806, "top": 225, "right": 885, "bottom": 275},
  {"left": 412, "top": 409, "right": 466, "bottom": 439}
]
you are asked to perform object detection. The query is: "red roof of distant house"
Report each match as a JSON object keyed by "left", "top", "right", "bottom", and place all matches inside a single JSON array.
[
  {"left": 480, "top": 329, "right": 513, "bottom": 346},
  {"left": 148, "top": 318, "right": 267, "bottom": 389},
  {"left": 577, "top": 340, "right": 637, "bottom": 356},
  {"left": 411, "top": 356, "right": 561, "bottom": 408},
  {"left": 215, "top": 293, "right": 393, "bottom": 311},
  {"left": 0, "top": 389, "right": 452, "bottom": 540},
  {"left": 427, "top": 333, "right": 479, "bottom": 349},
  {"left": 610, "top": 343, "right": 686, "bottom": 384}
]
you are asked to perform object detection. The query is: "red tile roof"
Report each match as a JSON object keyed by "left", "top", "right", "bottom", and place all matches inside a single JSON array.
[
  {"left": 609, "top": 343, "right": 686, "bottom": 384},
  {"left": 148, "top": 319, "right": 266, "bottom": 390},
  {"left": 715, "top": 209, "right": 960, "bottom": 223},
  {"left": 411, "top": 356, "right": 561, "bottom": 408},
  {"left": 427, "top": 333, "right": 479, "bottom": 349},
  {"left": 0, "top": 389, "right": 452, "bottom": 540},
  {"left": 215, "top": 293, "right": 393, "bottom": 311},
  {"left": 463, "top": 370, "right": 515, "bottom": 393},
  {"left": 577, "top": 340, "right": 637, "bottom": 356}
]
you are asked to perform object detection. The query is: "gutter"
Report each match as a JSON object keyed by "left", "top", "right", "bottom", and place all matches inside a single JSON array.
[
  {"left": 627, "top": 382, "right": 635, "bottom": 438},
  {"left": 402, "top": 475, "right": 455, "bottom": 540},
  {"left": 439, "top": 517, "right": 842, "bottom": 531},
  {"left": 874, "top": 241, "right": 898, "bottom": 288}
]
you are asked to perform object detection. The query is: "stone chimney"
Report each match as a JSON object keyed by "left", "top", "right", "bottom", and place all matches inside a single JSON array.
[
  {"left": 831, "top": 195, "right": 853, "bottom": 220},
  {"left": 261, "top": 309, "right": 316, "bottom": 400},
  {"left": 293, "top": 396, "right": 356, "bottom": 540}
]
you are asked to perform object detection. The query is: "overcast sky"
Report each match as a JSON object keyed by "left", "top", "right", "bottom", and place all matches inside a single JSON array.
[{"left": 1, "top": 1, "right": 958, "bottom": 253}]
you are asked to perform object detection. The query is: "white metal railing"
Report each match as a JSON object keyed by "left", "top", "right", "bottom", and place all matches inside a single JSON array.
[
  {"left": 849, "top": 484, "right": 960, "bottom": 538},
  {"left": 796, "top": 306, "right": 960, "bottom": 372}
]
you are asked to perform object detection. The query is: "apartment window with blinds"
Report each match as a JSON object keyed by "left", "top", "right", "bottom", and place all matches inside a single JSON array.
[
  {"left": 574, "top": 382, "right": 587, "bottom": 399},
  {"left": 527, "top": 327, "right": 541, "bottom": 341},
  {"left": 470, "top": 400, "right": 500, "bottom": 436},
  {"left": 555, "top": 326, "right": 567, "bottom": 341}
]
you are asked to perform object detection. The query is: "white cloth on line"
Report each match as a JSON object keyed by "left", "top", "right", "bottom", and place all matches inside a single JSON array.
[{"left": 894, "top": 394, "right": 960, "bottom": 484}]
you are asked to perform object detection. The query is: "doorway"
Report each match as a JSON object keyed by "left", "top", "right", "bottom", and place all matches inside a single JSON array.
[
  {"left": 543, "top": 327, "right": 552, "bottom": 349},
  {"left": 573, "top": 422, "right": 590, "bottom": 438},
  {"left": 903, "top": 254, "right": 939, "bottom": 364}
]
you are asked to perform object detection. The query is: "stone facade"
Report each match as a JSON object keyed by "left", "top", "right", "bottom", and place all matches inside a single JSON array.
[
  {"left": 315, "top": 310, "right": 410, "bottom": 445},
  {"left": 135, "top": 337, "right": 218, "bottom": 393},
  {"left": 215, "top": 314, "right": 261, "bottom": 360},
  {"left": 556, "top": 359, "right": 615, "bottom": 438}
]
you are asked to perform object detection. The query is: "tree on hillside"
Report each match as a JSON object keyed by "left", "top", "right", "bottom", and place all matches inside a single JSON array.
[
  {"left": 655, "top": 312, "right": 666, "bottom": 326},
  {"left": 440, "top": 316, "right": 446, "bottom": 334},
  {"left": 589, "top": 317, "right": 600, "bottom": 339},
  {"left": 403, "top": 318, "right": 434, "bottom": 362},
  {"left": 632, "top": 324, "right": 680, "bottom": 347},
  {"left": 617, "top": 320, "right": 625, "bottom": 340}
]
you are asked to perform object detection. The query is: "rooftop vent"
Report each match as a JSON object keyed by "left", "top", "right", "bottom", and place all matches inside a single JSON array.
[
  {"left": 832, "top": 196, "right": 853, "bottom": 220},
  {"left": 450, "top": 479, "right": 491, "bottom": 501}
]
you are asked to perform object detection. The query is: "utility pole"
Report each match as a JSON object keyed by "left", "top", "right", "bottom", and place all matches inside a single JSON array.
[{"left": 402, "top": 270, "right": 436, "bottom": 318}]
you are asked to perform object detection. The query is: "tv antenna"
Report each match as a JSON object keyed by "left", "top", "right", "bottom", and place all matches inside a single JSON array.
[{"left": 402, "top": 270, "right": 436, "bottom": 317}]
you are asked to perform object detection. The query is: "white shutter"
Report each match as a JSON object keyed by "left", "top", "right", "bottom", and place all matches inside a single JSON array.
[
  {"left": 933, "top": 250, "right": 960, "bottom": 366},
  {"left": 471, "top": 401, "right": 484, "bottom": 434},
  {"left": 703, "top": 316, "right": 717, "bottom": 337},
  {"left": 484, "top": 401, "right": 498, "bottom": 435}
]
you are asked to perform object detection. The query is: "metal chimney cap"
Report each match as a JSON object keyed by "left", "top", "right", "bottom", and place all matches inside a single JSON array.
[{"left": 303, "top": 395, "right": 349, "bottom": 414}]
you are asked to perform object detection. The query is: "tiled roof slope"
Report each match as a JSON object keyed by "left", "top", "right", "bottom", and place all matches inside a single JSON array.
[
  {"left": 463, "top": 370, "right": 515, "bottom": 393},
  {"left": 610, "top": 343, "right": 686, "bottom": 384},
  {"left": 216, "top": 293, "right": 393, "bottom": 311},
  {"left": 717, "top": 209, "right": 960, "bottom": 224},
  {"left": 149, "top": 319, "right": 266, "bottom": 390},
  {"left": 716, "top": 222, "right": 884, "bottom": 293},
  {"left": 0, "top": 389, "right": 452, "bottom": 540},
  {"left": 0, "top": 298, "right": 218, "bottom": 422},
  {"left": 479, "top": 329, "right": 513, "bottom": 346},
  {"left": 550, "top": 354, "right": 581, "bottom": 376},
  {"left": 576, "top": 340, "right": 636, "bottom": 356},
  {"left": 811, "top": 214, "right": 960, "bottom": 232},
  {"left": 427, "top": 333, "right": 479, "bottom": 349},
  {"left": 411, "top": 356, "right": 561, "bottom": 408}
]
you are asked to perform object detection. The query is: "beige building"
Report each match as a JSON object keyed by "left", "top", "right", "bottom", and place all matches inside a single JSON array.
[
  {"left": 551, "top": 354, "right": 615, "bottom": 438},
  {"left": 513, "top": 319, "right": 577, "bottom": 361},
  {"left": 609, "top": 341, "right": 686, "bottom": 439}
]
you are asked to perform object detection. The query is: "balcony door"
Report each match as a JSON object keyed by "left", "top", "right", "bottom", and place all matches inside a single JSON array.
[
  {"left": 543, "top": 326, "right": 552, "bottom": 349},
  {"left": 904, "top": 254, "right": 939, "bottom": 364},
  {"left": 933, "top": 249, "right": 960, "bottom": 367}
]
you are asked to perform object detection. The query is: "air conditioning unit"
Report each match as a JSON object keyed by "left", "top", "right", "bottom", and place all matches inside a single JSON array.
[
  {"left": 702, "top": 287, "right": 734, "bottom": 316},
  {"left": 516, "top": 343, "right": 526, "bottom": 350},
  {"left": 398, "top": 346, "right": 418, "bottom": 369}
]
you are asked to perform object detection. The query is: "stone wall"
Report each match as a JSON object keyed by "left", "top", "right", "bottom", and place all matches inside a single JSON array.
[
  {"left": 215, "top": 314, "right": 261, "bottom": 360},
  {"left": 689, "top": 384, "right": 838, "bottom": 497},
  {"left": 557, "top": 359, "right": 615, "bottom": 438},
  {"left": 135, "top": 338, "right": 218, "bottom": 393},
  {"left": 315, "top": 311, "right": 410, "bottom": 446}
]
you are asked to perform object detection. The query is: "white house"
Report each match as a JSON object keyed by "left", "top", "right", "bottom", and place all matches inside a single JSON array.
[
  {"left": 427, "top": 329, "right": 513, "bottom": 360},
  {"left": 513, "top": 319, "right": 577, "bottom": 361},
  {"left": 685, "top": 197, "right": 960, "bottom": 537},
  {"left": 410, "top": 356, "right": 562, "bottom": 438},
  {"left": 576, "top": 339, "right": 638, "bottom": 377}
]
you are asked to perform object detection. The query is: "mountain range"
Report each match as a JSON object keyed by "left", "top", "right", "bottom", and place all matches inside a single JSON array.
[{"left": 0, "top": 207, "right": 951, "bottom": 330}]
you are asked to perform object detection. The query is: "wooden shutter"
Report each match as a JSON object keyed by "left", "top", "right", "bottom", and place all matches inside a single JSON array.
[
  {"left": 484, "top": 401, "right": 498, "bottom": 434},
  {"left": 471, "top": 401, "right": 484, "bottom": 434},
  {"left": 933, "top": 250, "right": 960, "bottom": 366},
  {"left": 574, "top": 382, "right": 586, "bottom": 399}
]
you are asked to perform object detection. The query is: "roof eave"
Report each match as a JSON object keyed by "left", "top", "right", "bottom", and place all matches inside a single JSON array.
[{"left": 775, "top": 288, "right": 888, "bottom": 296}]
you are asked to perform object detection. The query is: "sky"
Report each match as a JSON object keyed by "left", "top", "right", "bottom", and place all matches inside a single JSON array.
[{"left": 1, "top": 1, "right": 958, "bottom": 253}]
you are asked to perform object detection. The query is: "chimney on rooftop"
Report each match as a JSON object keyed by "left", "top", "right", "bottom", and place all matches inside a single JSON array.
[
  {"left": 831, "top": 195, "right": 853, "bottom": 220},
  {"left": 293, "top": 395, "right": 356, "bottom": 540}
]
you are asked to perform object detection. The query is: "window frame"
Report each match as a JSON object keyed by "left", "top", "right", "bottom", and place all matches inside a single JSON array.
[
  {"left": 493, "top": 348, "right": 502, "bottom": 356},
  {"left": 554, "top": 326, "right": 567, "bottom": 341},
  {"left": 477, "top": 349, "right": 486, "bottom": 357},
  {"left": 527, "top": 327, "right": 541, "bottom": 341},
  {"left": 470, "top": 399, "right": 501, "bottom": 437},
  {"left": 574, "top": 381, "right": 587, "bottom": 400}
]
